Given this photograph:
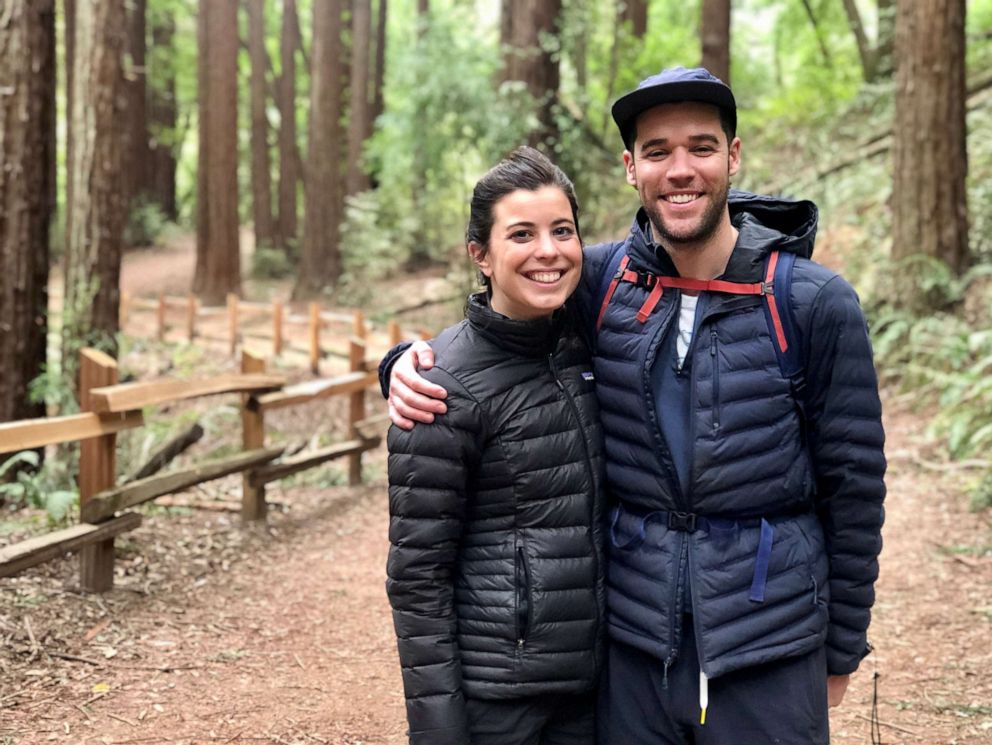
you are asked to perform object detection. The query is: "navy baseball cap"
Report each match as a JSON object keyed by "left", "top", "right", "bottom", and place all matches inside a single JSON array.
[{"left": 611, "top": 66, "right": 737, "bottom": 148}]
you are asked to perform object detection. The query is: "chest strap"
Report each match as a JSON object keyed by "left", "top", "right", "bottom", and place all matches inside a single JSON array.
[{"left": 595, "top": 251, "right": 790, "bottom": 356}]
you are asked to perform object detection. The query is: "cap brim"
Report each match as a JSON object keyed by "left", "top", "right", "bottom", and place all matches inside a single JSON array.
[{"left": 611, "top": 81, "right": 737, "bottom": 143}]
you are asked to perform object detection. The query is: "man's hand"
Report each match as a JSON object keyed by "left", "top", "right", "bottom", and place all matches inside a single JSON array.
[
  {"left": 827, "top": 674, "right": 850, "bottom": 708},
  {"left": 388, "top": 341, "right": 448, "bottom": 430}
]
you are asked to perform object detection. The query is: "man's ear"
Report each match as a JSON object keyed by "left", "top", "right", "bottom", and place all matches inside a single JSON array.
[
  {"left": 467, "top": 242, "right": 492, "bottom": 277},
  {"left": 623, "top": 150, "right": 637, "bottom": 189},
  {"left": 728, "top": 136, "right": 741, "bottom": 178}
]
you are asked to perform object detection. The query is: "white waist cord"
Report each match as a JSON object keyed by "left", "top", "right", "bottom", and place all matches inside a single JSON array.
[{"left": 699, "top": 670, "right": 709, "bottom": 725}]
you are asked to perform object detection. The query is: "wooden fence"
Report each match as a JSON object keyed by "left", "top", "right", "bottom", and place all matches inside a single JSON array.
[
  {"left": 119, "top": 292, "right": 432, "bottom": 374},
  {"left": 0, "top": 330, "right": 395, "bottom": 593}
]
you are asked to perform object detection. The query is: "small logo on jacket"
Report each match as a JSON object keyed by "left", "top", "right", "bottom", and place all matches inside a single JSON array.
[{"left": 581, "top": 371, "right": 595, "bottom": 381}]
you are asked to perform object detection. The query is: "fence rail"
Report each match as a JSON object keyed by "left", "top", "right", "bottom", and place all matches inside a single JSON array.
[{"left": 0, "top": 326, "right": 397, "bottom": 591}]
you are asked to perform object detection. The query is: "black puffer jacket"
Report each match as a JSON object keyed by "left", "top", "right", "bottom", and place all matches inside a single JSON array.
[{"left": 386, "top": 294, "right": 606, "bottom": 745}]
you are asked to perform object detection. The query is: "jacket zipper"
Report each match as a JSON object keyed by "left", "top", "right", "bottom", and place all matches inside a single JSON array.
[
  {"left": 640, "top": 301, "right": 685, "bottom": 508},
  {"left": 515, "top": 540, "right": 531, "bottom": 648},
  {"left": 548, "top": 352, "right": 604, "bottom": 664},
  {"left": 710, "top": 328, "right": 721, "bottom": 431}
]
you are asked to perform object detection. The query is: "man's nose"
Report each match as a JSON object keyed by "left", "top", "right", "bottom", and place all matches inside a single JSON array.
[{"left": 667, "top": 149, "right": 694, "bottom": 181}]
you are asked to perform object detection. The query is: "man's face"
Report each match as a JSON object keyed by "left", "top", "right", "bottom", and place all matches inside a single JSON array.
[{"left": 623, "top": 102, "right": 741, "bottom": 249}]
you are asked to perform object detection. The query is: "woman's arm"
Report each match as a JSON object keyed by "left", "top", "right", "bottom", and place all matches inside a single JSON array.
[{"left": 386, "top": 369, "right": 484, "bottom": 745}]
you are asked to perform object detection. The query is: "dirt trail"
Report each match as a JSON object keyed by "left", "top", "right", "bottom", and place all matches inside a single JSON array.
[{"left": 2, "top": 240, "right": 990, "bottom": 744}]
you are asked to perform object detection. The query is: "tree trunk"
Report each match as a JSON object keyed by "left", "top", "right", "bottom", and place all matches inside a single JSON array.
[
  {"left": 64, "top": 0, "right": 75, "bottom": 250},
  {"left": 62, "top": 0, "right": 127, "bottom": 384},
  {"left": 124, "top": 0, "right": 150, "bottom": 219},
  {"left": 147, "top": 12, "right": 178, "bottom": 221},
  {"left": 620, "top": 0, "right": 647, "bottom": 38},
  {"left": 841, "top": 0, "right": 874, "bottom": 81},
  {"left": 875, "top": 0, "right": 897, "bottom": 79},
  {"left": 295, "top": 0, "right": 345, "bottom": 296},
  {"left": 346, "top": 0, "right": 373, "bottom": 196},
  {"left": 371, "top": 0, "right": 387, "bottom": 129},
  {"left": 278, "top": 0, "right": 300, "bottom": 251},
  {"left": 506, "top": 0, "right": 562, "bottom": 149},
  {"left": 247, "top": 0, "right": 276, "bottom": 250},
  {"left": 194, "top": 0, "right": 241, "bottom": 305},
  {"left": 0, "top": 0, "right": 56, "bottom": 424},
  {"left": 891, "top": 0, "right": 968, "bottom": 293},
  {"left": 700, "top": 0, "right": 731, "bottom": 85}
]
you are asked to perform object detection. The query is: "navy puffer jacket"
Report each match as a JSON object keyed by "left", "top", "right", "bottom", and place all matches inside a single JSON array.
[
  {"left": 386, "top": 294, "right": 606, "bottom": 745},
  {"left": 574, "top": 191, "right": 886, "bottom": 679}
]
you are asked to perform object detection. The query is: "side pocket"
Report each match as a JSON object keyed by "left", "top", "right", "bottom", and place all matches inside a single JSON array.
[
  {"left": 515, "top": 541, "right": 532, "bottom": 646},
  {"left": 710, "top": 328, "right": 721, "bottom": 431}
]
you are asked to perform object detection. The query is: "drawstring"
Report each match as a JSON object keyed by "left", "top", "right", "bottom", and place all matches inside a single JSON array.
[{"left": 699, "top": 670, "right": 709, "bottom": 725}]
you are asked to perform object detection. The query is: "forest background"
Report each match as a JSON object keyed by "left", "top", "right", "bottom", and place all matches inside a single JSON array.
[{"left": 1, "top": 0, "right": 992, "bottom": 544}]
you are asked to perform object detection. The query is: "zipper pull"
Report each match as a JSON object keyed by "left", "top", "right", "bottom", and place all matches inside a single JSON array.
[
  {"left": 699, "top": 671, "right": 709, "bottom": 725},
  {"left": 548, "top": 354, "right": 565, "bottom": 390},
  {"left": 662, "top": 658, "right": 671, "bottom": 690},
  {"left": 710, "top": 329, "right": 717, "bottom": 356}
]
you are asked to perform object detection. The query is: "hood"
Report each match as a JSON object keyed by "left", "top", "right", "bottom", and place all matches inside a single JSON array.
[{"left": 626, "top": 190, "right": 819, "bottom": 278}]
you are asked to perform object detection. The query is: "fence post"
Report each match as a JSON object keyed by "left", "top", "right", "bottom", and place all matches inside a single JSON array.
[
  {"left": 388, "top": 319, "right": 402, "bottom": 346},
  {"left": 156, "top": 293, "right": 167, "bottom": 342},
  {"left": 347, "top": 338, "right": 367, "bottom": 486},
  {"left": 241, "top": 349, "right": 267, "bottom": 521},
  {"left": 78, "top": 348, "right": 119, "bottom": 592},
  {"left": 273, "top": 301, "right": 283, "bottom": 357},
  {"left": 352, "top": 309, "right": 367, "bottom": 341},
  {"left": 228, "top": 293, "right": 240, "bottom": 357},
  {"left": 186, "top": 294, "right": 198, "bottom": 341},
  {"left": 309, "top": 302, "right": 320, "bottom": 375}
]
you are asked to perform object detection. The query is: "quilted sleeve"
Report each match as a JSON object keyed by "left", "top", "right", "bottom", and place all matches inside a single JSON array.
[
  {"left": 385, "top": 368, "right": 485, "bottom": 744},
  {"left": 803, "top": 276, "right": 887, "bottom": 675}
]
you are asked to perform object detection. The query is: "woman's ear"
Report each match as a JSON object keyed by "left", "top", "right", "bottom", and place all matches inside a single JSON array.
[{"left": 467, "top": 242, "right": 492, "bottom": 277}]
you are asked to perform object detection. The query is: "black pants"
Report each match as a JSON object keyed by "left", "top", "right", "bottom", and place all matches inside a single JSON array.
[
  {"left": 598, "top": 618, "right": 829, "bottom": 745},
  {"left": 465, "top": 691, "right": 596, "bottom": 745}
]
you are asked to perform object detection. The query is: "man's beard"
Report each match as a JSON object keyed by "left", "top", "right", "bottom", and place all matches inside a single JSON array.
[{"left": 646, "top": 179, "right": 730, "bottom": 249}]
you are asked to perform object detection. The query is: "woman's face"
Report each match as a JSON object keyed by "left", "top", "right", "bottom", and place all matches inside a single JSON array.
[{"left": 470, "top": 186, "right": 582, "bottom": 321}]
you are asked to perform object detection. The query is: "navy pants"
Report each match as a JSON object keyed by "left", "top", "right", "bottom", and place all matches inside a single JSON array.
[
  {"left": 466, "top": 691, "right": 595, "bottom": 745},
  {"left": 598, "top": 618, "right": 829, "bottom": 744}
]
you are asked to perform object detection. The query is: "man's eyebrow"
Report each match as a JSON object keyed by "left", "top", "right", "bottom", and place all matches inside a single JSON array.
[{"left": 638, "top": 133, "right": 721, "bottom": 151}]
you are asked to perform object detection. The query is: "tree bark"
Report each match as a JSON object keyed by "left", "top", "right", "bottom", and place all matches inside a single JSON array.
[
  {"left": 371, "top": 0, "right": 387, "bottom": 128},
  {"left": 62, "top": 0, "right": 127, "bottom": 383},
  {"left": 124, "top": 0, "right": 150, "bottom": 218},
  {"left": 0, "top": 0, "right": 56, "bottom": 424},
  {"left": 700, "top": 0, "right": 731, "bottom": 85},
  {"left": 194, "top": 0, "right": 241, "bottom": 305},
  {"left": 620, "top": 0, "right": 647, "bottom": 38},
  {"left": 147, "top": 11, "right": 178, "bottom": 221},
  {"left": 346, "top": 0, "right": 373, "bottom": 195},
  {"left": 247, "top": 0, "right": 277, "bottom": 250},
  {"left": 505, "top": 0, "right": 562, "bottom": 149},
  {"left": 892, "top": 0, "right": 968, "bottom": 291},
  {"left": 295, "top": 0, "right": 345, "bottom": 296},
  {"left": 278, "top": 0, "right": 300, "bottom": 251},
  {"left": 875, "top": 0, "right": 897, "bottom": 79}
]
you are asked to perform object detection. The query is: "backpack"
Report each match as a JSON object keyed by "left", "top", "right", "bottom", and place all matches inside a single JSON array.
[{"left": 593, "top": 245, "right": 806, "bottom": 404}]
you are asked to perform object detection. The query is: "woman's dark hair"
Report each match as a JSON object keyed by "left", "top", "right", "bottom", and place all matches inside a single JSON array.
[{"left": 466, "top": 147, "right": 580, "bottom": 288}]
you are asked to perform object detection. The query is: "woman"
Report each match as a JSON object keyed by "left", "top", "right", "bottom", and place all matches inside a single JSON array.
[{"left": 386, "top": 147, "right": 605, "bottom": 745}]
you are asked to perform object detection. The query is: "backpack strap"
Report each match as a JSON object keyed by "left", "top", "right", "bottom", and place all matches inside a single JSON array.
[{"left": 595, "top": 246, "right": 630, "bottom": 332}]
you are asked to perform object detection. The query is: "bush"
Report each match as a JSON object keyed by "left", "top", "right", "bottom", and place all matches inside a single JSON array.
[
  {"left": 125, "top": 200, "right": 171, "bottom": 248},
  {"left": 251, "top": 246, "right": 294, "bottom": 279}
]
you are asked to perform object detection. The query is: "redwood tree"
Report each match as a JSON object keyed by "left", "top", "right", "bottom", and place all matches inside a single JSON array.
[
  {"left": 0, "top": 0, "right": 56, "bottom": 423},
  {"left": 295, "top": 0, "right": 345, "bottom": 296},
  {"left": 62, "top": 0, "right": 127, "bottom": 382},
  {"left": 124, "top": 0, "right": 151, "bottom": 218},
  {"left": 247, "top": 0, "right": 277, "bottom": 249},
  {"left": 503, "top": 0, "right": 562, "bottom": 148},
  {"left": 700, "top": 0, "right": 731, "bottom": 85},
  {"left": 891, "top": 0, "right": 968, "bottom": 296},
  {"left": 278, "top": 0, "right": 301, "bottom": 251},
  {"left": 147, "top": 9, "right": 178, "bottom": 221},
  {"left": 346, "top": 0, "right": 373, "bottom": 196},
  {"left": 371, "top": 0, "right": 387, "bottom": 131},
  {"left": 620, "top": 0, "right": 647, "bottom": 38},
  {"left": 194, "top": 0, "right": 241, "bottom": 305}
]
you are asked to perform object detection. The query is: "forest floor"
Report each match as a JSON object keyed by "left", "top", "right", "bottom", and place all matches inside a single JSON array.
[{"left": 1, "top": 234, "right": 991, "bottom": 744}]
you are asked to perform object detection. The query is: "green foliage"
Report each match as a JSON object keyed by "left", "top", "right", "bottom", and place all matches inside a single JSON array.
[
  {"left": 125, "top": 199, "right": 173, "bottom": 247},
  {"left": 251, "top": 246, "right": 294, "bottom": 279},
  {"left": 0, "top": 451, "right": 78, "bottom": 523}
]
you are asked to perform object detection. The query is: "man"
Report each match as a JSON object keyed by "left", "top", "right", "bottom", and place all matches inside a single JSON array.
[{"left": 383, "top": 67, "right": 886, "bottom": 743}]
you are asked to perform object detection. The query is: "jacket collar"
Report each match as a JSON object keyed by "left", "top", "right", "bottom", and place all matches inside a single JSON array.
[{"left": 466, "top": 293, "right": 564, "bottom": 357}]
